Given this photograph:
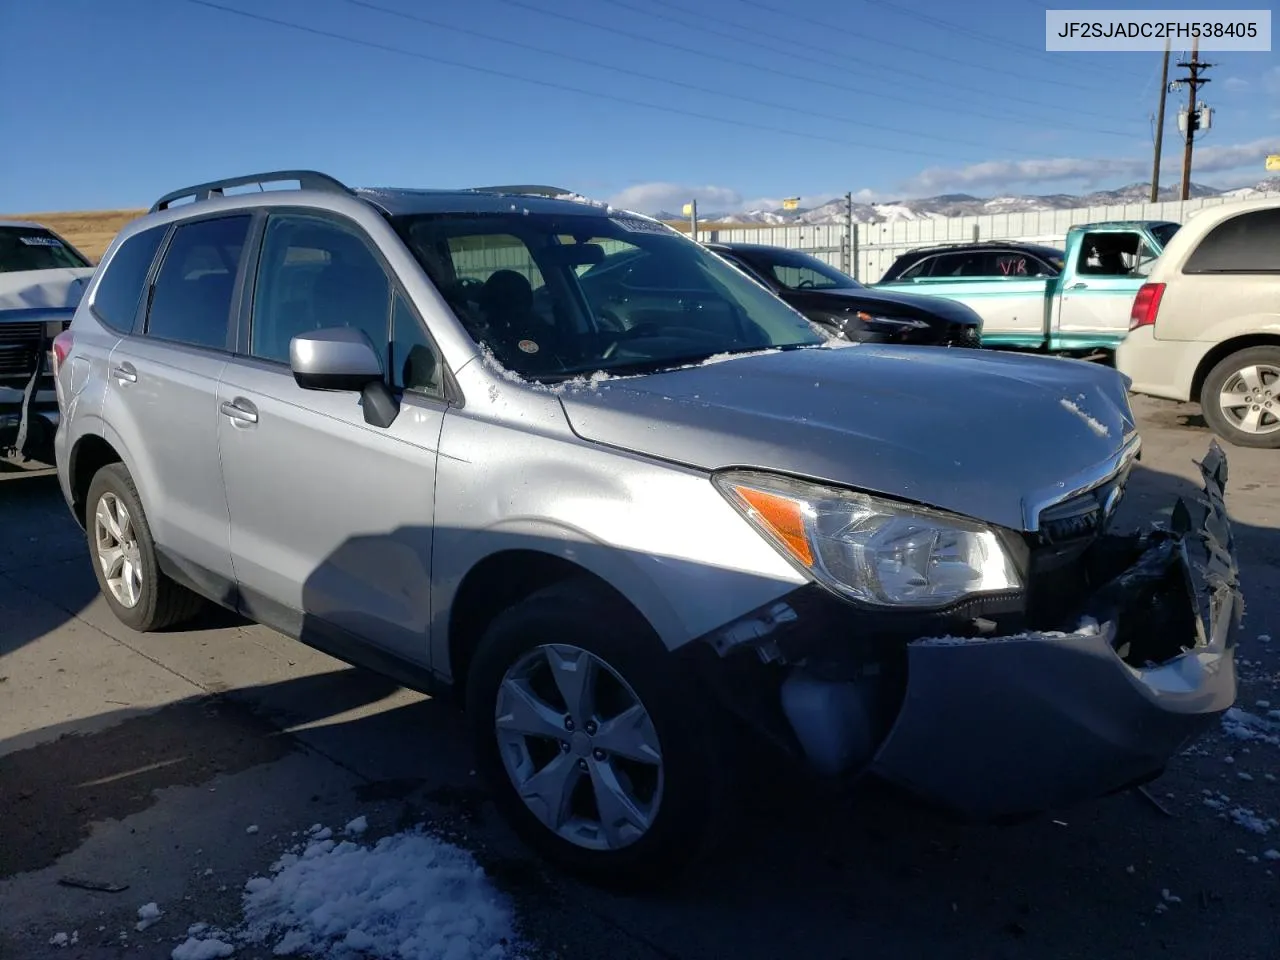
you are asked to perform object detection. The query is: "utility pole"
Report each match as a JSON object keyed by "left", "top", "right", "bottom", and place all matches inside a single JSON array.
[
  {"left": 844, "top": 191, "right": 853, "bottom": 275},
  {"left": 1150, "top": 36, "right": 1170, "bottom": 203},
  {"left": 1175, "top": 37, "right": 1212, "bottom": 201},
  {"left": 689, "top": 198, "right": 698, "bottom": 238}
]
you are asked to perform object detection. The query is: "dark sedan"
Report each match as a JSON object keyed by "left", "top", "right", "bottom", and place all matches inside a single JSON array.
[{"left": 705, "top": 242, "right": 982, "bottom": 348}]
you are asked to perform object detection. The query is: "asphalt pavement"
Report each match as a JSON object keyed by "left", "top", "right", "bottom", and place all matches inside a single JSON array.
[{"left": 1, "top": 396, "right": 1278, "bottom": 960}]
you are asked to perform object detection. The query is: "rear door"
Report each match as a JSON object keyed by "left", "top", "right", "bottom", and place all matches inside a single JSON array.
[
  {"left": 100, "top": 214, "right": 250, "bottom": 595},
  {"left": 216, "top": 210, "right": 447, "bottom": 667}
]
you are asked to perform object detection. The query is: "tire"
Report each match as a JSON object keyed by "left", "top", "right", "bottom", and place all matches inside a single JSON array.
[
  {"left": 85, "top": 463, "right": 207, "bottom": 631},
  {"left": 465, "top": 578, "right": 726, "bottom": 890},
  {"left": 1200, "top": 346, "right": 1280, "bottom": 449}
]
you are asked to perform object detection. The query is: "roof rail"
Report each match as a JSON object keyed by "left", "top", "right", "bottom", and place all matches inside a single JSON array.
[
  {"left": 149, "top": 170, "right": 354, "bottom": 213},
  {"left": 466, "top": 184, "right": 576, "bottom": 198}
]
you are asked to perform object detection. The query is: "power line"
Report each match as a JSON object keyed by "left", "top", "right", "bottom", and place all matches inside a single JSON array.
[
  {"left": 852, "top": 0, "right": 1150, "bottom": 79},
  {"left": 593, "top": 0, "right": 1141, "bottom": 136},
  {"left": 497, "top": 0, "right": 1143, "bottom": 130},
  {"left": 339, "top": 0, "right": 1136, "bottom": 147},
  {"left": 175, "top": 0, "right": 1009, "bottom": 164}
]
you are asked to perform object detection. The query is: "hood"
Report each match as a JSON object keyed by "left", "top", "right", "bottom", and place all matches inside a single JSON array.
[
  {"left": 557, "top": 345, "right": 1137, "bottom": 532},
  {"left": 0, "top": 267, "right": 95, "bottom": 314},
  {"left": 794, "top": 286, "right": 982, "bottom": 326}
]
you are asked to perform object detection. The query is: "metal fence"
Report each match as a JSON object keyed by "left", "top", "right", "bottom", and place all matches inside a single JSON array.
[{"left": 694, "top": 190, "right": 1280, "bottom": 282}]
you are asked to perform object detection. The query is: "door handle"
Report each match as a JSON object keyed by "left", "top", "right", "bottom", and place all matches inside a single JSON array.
[
  {"left": 1067, "top": 282, "right": 1088, "bottom": 290},
  {"left": 111, "top": 363, "right": 137, "bottom": 383},
  {"left": 220, "top": 399, "right": 258, "bottom": 424}
]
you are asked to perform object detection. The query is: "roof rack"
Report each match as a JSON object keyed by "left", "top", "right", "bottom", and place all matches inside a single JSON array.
[
  {"left": 149, "top": 170, "right": 354, "bottom": 213},
  {"left": 466, "top": 184, "right": 576, "bottom": 198},
  {"left": 904, "top": 239, "right": 1061, "bottom": 253}
]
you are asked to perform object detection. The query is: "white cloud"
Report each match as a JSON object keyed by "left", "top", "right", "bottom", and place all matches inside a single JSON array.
[
  {"left": 900, "top": 138, "right": 1280, "bottom": 194},
  {"left": 607, "top": 183, "right": 870, "bottom": 215},
  {"left": 1222, "top": 76, "right": 1250, "bottom": 92},
  {"left": 606, "top": 182, "right": 742, "bottom": 215}
]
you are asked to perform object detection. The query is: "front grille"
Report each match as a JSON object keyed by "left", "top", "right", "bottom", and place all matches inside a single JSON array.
[
  {"left": 1037, "top": 471, "right": 1128, "bottom": 545},
  {"left": 0, "top": 322, "right": 45, "bottom": 378},
  {"left": 943, "top": 323, "right": 982, "bottom": 347}
]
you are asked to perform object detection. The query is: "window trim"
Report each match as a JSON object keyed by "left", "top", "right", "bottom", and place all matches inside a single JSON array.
[
  {"left": 140, "top": 212, "right": 255, "bottom": 353},
  {"left": 87, "top": 223, "right": 170, "bottom": 335},
  {"left": 236, "top": 206, "right": 453, "bottom": 404}
]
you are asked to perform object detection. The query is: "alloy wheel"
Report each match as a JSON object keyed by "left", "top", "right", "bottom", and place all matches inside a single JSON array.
[
  {"left": 494, "top": 643, "right": 664, "bottom": 852},
  {"left": 1218, "top": 363, "right": 1280, "bottom": 436},
  {"left": 94, "top": 492, "right": 143, "bottom": 608}
]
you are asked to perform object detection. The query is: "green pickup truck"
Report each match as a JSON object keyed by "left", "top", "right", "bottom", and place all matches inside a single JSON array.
[{"left": 874, "top": 220, "right": 1181, "bottom": 356}]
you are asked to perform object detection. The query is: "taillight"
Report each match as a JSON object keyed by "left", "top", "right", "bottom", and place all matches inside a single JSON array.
[
  {"left": 1129, "top": 282, "right": 1165, "bottom": 331},
  {"left": 52, "top": 329, "right": 75, "bottom": 377}
]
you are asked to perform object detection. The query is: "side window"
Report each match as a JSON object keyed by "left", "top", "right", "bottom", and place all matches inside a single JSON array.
[
  {"left": 898, "top": 256, "right": 932, "bottom": 279},
  {"left": 1184, "top": 210, "right": 1280, "bottom": 274},
  {"left": 769, "top": 263, "right": 828, "bottom": 289},
  {"left": 146, "top": 216, "right": 250, "bottom": 349},
  {"left": 250, "top": 215, "right": 391, "bottom": 367},
  {"left": 1076, "top": 232, "right": 1141, "bottom": 276},
  {"left": 390, "top": 292, "right": 442, "bottom": 396},
  {"left": 90, "top": 225, "right": 168, "bottom": 332},
  {"left": 990, "top": 252, "right": 1033, "bottom": 277},
  {"left": 928, "top": 252, "right": 983, "bottom": 276}
]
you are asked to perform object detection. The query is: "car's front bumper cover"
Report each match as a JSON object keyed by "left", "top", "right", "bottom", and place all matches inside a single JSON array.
[{"left": 690, "top": 441, "right": 1241, "bottom": 821}]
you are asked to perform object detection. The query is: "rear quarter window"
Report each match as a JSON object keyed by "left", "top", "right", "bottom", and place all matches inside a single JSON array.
[
  {"left": 1183, "top": 209, "right": 1280, "bottom": 274},
  {"left": 90, "top": 225, "right": 169, "bottom": 332}
]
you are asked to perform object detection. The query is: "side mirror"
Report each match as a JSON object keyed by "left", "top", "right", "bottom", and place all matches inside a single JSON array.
[
  {"left": 289, "top": 327, "right": 399, "bottom": 428},
  {"left": 290, "top": 327, "right": 383, "bottom": 391}
]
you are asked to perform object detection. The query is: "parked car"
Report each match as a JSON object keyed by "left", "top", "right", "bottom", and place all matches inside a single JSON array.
[
  {"left": 1117, "top": 198, "right": 1280, "bottom": 448},
  {"left": 704, "top": 242, "right": 982, "bottom": 347},
  {"left": 874, "top": 221, "right": 1180, "bottom": 356},
  {"left": 0, "top": 220, "right": 95, "bottom": 463},
  {"left": 879, "top": 240, "right": 1068, "bottom": 284},
  {"left": 54, "top": 171, "right": 1240, "bottom": 888}
]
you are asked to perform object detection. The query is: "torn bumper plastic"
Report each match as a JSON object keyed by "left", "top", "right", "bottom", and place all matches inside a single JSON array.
[{"left": 868, "top": 441, "right": 1241, "bottom": 820}]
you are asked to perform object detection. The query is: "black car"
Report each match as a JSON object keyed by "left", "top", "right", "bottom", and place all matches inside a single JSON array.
[
  {"left": 705, "top": 242, "right": 982, "bottom": 347},
  {"left": 879, "top": 241, "right": 1065, "bottom": 283}
]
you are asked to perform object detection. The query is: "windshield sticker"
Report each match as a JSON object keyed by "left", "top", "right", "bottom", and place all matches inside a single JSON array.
[
  {"left": 19, "top": 236, "right": 63, "bottom": 246},
  {"left": 609, "top": 216, "right": 674, "bottom": 235},
  {"left": 517, "top": 339, "right": 540, "bottom": 354}
]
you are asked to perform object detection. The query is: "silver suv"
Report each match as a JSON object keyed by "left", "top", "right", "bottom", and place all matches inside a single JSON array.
[{"left": 53, "top": 171, "right": 1241, "bottom": 888}]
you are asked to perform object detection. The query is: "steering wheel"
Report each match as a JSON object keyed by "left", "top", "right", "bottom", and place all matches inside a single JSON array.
[
  {"left": 454, "top": 277, "right": 484, "bottom": 297},
  {"left": 795, "top": 278, "right": 815, "bottom": 289}
]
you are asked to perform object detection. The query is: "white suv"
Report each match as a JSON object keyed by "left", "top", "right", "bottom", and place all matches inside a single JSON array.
[{"left": 1117, "top": 197, "right": 1280, "bottom": 448}]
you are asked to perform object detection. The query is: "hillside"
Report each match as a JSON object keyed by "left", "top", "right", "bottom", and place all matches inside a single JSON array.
[{"left": 7, "top": 176, "right": 1279, "bottom": 254}]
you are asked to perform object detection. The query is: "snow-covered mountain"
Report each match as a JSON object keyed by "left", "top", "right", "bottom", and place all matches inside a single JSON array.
[{"left": 657, "top": 178, "right": 1280, "bottom": 226}]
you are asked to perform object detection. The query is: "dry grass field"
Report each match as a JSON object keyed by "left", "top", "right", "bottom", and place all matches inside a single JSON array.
[{"left": 3, "top": 206, "right": 762, "bottom": 265}]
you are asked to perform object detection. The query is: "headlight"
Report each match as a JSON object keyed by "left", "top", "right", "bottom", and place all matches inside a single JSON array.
[{"left": 713, "top": 470, "right": 1022, "bottom": 609}]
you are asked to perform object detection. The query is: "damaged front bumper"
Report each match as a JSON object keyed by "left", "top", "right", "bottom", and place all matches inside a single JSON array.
[{"left": 691, "top": 441, "right": 1242, "bottom": 821}]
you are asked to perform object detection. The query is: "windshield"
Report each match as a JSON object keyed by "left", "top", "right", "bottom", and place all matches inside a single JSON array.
[
  {"left": 393, "top": 212, "right": 827, "bottom": 381},
  {"left": 1150, "top": 222, "right": 1181, "bottom": 247},
  {"left": 0, "top": 226, "right": 91, "bottom": 273},
  {"left": 738, "top": 247, "right": 862, "bottom": 291}
]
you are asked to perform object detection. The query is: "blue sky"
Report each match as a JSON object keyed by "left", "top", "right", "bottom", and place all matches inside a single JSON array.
[{"left": 4, "top": 0, "right": 1278, "bottom": 214}]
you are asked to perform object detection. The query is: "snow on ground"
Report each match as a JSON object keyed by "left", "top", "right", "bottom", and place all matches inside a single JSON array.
[
  {"left": 1221, "top": 708, "right": 1280, "bottom": 748},
  {"left": 175, "top": 820, "right": 521, "bottom": 960}
]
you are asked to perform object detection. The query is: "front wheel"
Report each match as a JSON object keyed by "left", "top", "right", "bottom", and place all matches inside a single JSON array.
[
  {"left": 1201, "top": 346, "right": 1280, "bottom": 449},
  {"left": 465, "top": 580, "right": 725, "bottom": 889}
]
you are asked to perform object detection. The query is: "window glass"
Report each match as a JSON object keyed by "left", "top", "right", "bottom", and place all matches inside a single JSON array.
[
  {"left": 898, "top": 256, "right": 932, "bottom": 279},
  {"left": 0, "top": 226, "right": 92, "bottom": 272},
  {"left": 146, "top": 216, "right": 250, "bottom": 349},
  {"left": 1075, "top": 232, "right": 1142, "bottom": 276},
  {"left": 90, "top": 225, "right": 167, "bottom": 331},
  {"left": 1183, "top": 210, "right": 1280, "bottom": 273},
  {"left": 391, "top": 291, "right": 441, "bottom": 395},
  {"left": 251, "top": 215, "right": 391, "bottom": 367},
  {"left": 396, "top": 212, "right": 823, "bottom": 382},
  {"left": 757, "top": 250, "right": 859, "bottom": 290}
]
